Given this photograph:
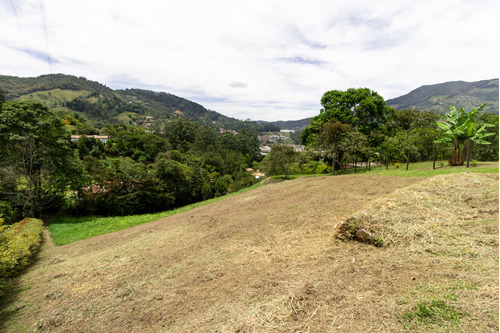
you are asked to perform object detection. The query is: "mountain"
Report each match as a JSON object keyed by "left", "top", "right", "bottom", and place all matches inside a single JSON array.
[
  {"left": 0, "top": 74, "right": 278, "bottom": 131},
  {"left": 2, "top": 74, "right": 497, "bottom": 132},
  {"left": 386, "top": 79, "right": 499, "bottom": 114},
  {"left": 257, "top": 117, "right": 312, "bottom": 132},
  {"left": 259, "top": 78, "right": 499, "bottom": 132}
]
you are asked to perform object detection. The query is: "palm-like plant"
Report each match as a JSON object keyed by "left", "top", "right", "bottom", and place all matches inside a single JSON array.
[{"left": 435, "top": 104, "right": 493, "bottom": 165}]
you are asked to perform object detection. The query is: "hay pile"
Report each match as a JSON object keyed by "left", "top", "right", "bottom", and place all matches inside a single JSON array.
[{"left": 335, "top": 172, "right": 499, "bottom": 252}]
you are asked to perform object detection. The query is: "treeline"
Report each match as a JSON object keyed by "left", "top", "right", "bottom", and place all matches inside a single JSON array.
[
  {"left": 63, "top": 95, "right": 144, "bottom": 121},
  {"left": 75, "top": 120, "right": 262, "bottom": 216},
  {"left": 0, "top": 95, "right": 263, "bottom": 220},
  {"left": 1, "top": 86, "right": 498, "bottom": 222},
  {"left": 262, "top": 88, "right": 498, "bottom": 178},
  {"left": 303, "top": 88, "right": 498, "bottom": 168}
]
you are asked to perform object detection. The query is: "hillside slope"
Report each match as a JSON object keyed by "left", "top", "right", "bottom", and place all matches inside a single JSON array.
[
  {"left": 386, "top": 79, "right": 499, "bottom": 114},
  {"left": 2, "top": 173, "right": 497, "bottom": 332},
  {"left": 0, "top": 74, "right": 273, "bottom": 131}
]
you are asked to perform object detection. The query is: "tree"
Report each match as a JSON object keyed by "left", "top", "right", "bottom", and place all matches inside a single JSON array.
[
  {"left": 435, "top": 104, "right": 493, "bottom": 166},
  {"left": 0, "top": 101, "right": 84, "bottom": 217},
  {"left": 340, "top": 131, "right": 368, "bottom": 172},
  {"left": 316, "top": 118, "right": 352, "bottom": 173},
  {"left": 302, "top": 87, "right": 392, "bottom": 145},
  {"left": 473, "top": 113, "right": 499, "bottom": 161},
  {"left": 0, "top": 88, "right": 5, "bottom": 109},
  {"left": 262, "top": 145, "right": 298, "bottom": 179}
]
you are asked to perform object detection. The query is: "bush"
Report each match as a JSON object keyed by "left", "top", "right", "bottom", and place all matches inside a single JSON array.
[
  {"left": 0, "top": 218, "right": 43, "bottom": 279},
  {"left": 0, "top": 201, "right": 14, "bottom": 224}
]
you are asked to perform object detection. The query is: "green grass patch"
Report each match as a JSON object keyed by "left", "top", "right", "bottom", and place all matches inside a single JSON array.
[
  {"left": 274, "top": 161, "right": 498, "bottom": 179},
  {"left": 336, "top": 160, "right": 498, "bottom": 178},
  {"left": 18, "top": 89, "right": 89, "bottom": 104},
  {"left": 49, "top": 182, "right": 262, "bottom": 246},
  {"left": 402, "top": 298, "right": 464, "bottom": 330},
  {"left": 115, "top": 112, "right": 136, "bottom": 123}
]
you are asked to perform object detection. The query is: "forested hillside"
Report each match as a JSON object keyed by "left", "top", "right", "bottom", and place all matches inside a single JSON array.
[
  {"left": 0, "top": 74, "right": 279, "bottom": 132},
  {"left": 386, "top": 79, "right": 499, "bottom": 114}
]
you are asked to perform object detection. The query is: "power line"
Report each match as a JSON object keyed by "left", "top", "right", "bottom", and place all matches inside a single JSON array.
[
  {"left": 9, "top": 0, "right": 37, "bottom": 72},
  {"left": 39, "top": 0, "right": 52, "bottom": 72}
]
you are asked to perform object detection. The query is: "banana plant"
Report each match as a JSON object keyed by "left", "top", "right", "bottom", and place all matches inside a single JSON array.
[{"left": 435, "top": 104, "right": 493, "bottom": 165}]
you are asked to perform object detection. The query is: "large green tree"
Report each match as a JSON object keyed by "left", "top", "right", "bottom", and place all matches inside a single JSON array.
[
  {"left": 316, "top": 118, "right": 352, "bottom": 173},
  {"left": 262, "top": 145, "right": 298, "bottom": 179},
  {"left": 0, "top": 101, "right": 84, "bottom": 217},
  {"left": 302, "top": 88, "right": 393, "bottom": 145}
]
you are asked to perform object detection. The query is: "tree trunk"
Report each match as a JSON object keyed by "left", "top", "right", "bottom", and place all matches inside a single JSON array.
[
  {"left": 466, "top": 140, "right": 472, "bottom": 168},
  {"left": 354, "top": 154, "right": 357, "bottom": 173},
  {"left": 432, "top": 143, "right": 436, "bottom": 169},
  {"left": 331, "top": 153, "right": 336, "bottom": 174},
  {"left": 449, "top": 140, "right": 465, "bottom": 166},
  {"left": 406, "top": 148, "right": 410, "bottom": 170},
  {"left": 386, "top": 151, "right": 389, "bottom": 170}
]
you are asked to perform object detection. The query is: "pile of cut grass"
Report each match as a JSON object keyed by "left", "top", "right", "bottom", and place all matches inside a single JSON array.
[
  {"left": 335, "top": 172, "right": 499, "bottom": 250},
  {"left": 335, "top": 172, "right": 499, "bottom": 331}
]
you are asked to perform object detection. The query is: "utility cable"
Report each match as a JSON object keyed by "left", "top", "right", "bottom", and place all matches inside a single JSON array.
[
  {"left": 39, "top": 0, "right": 52, "bottom": 72},
  {"left": 9, "top": 0, "right": 37, "bottom": 73}
]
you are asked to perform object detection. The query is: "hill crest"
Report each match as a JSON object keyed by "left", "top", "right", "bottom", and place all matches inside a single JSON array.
[{"left": 386, "top": 78, "right": 499, "bottom": 114}]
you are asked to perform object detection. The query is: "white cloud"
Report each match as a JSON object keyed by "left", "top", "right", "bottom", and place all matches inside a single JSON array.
[{"left": 0, "top": 0, "right": 498, "bottom": 121}]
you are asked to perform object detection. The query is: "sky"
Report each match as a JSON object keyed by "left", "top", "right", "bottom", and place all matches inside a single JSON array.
[{"left": 0, "top": 0, "right": 498, "bottom": 121}]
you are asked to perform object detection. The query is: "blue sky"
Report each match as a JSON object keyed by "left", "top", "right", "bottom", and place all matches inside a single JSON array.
[{"left": 0, "top": 0, "right": 498, "bottom": 121}]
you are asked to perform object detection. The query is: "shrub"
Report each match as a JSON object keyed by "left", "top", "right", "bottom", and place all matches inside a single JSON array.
[
  {"left": 315, "top": 163, "right": 328, "bottom": 174},
  {"left": 0, "top": 218, "right": 43, "bottom": 279},
  {"left": 0, "top": 201, "right": 13, "bottom": 224},
  {"left": 394, "top": 163, "right": 401, "bottom": 169}
]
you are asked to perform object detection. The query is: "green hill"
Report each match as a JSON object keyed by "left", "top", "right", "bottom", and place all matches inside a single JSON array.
[
  {"left": 259, "top": 117, "right": 312, "bottom": 132},
  {"left": 386, "top": 79, "right": 499, "bottom": 114},
  {"left": 0, "top": 74, "right": 278, "bottom": 131}
]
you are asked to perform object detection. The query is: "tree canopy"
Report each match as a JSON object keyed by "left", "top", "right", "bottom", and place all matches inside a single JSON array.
[
  {"left": 0, "top": 101, "right": 83, "bottom": 217},
  {"left": 302, "top": 88, "right": 392, "bottom": 145}
]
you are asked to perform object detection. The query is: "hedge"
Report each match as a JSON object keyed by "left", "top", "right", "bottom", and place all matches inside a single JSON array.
[{"left": 0, "top": 218, "right": 44, "bottom": 279}]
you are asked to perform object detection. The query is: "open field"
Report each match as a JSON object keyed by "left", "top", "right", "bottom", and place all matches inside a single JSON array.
[
  {"left": 1, "top": 171, "right": 498, "bottom": 332},
  {"left": 48, "top": 162, "right": 499, "bottom": 246}
]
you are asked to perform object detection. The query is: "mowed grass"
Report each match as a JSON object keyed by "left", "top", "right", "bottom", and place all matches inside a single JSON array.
[
  {"left": 48, "top": 182, "right": 261, "bottom": 245},
  {"left": 49, "top": 161, "right": 498, "bottom": 246},
  {"left": 336, "top": 160, "right": 498, "bottom": 177}
]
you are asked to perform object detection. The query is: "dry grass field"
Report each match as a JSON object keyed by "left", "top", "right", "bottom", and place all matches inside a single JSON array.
[{"left": 1, "top": 172, "right": 498, "bottom": 332}]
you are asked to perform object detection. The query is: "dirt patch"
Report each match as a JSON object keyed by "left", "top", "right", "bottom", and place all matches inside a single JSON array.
[{"left": 1, "top": 174, "right": 497, "bottom": 332}]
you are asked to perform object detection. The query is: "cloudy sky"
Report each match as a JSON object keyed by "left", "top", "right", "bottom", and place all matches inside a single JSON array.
[{"left": 0, "top": 0, "right": 498, "bottom": 121}]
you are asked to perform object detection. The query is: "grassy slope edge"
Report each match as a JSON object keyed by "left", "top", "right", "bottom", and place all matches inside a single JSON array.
[{"left": 1, "top": 169, "right": 497, "bottom": 332}]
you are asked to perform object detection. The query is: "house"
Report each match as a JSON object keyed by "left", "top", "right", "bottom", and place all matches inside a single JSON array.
[
  {"left": 70, "top": 135, "right": 110, "bottom": 144},
  {"left": 260, "top": 145, "right": 271, "bottom": 155},
  {"left": 219, "top": 128, "right": 238, "bottom": 135}
]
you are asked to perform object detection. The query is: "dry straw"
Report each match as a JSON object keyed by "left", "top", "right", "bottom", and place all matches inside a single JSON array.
[{"left": 335, "top": 172, "right": 499, "bottom": 253}]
